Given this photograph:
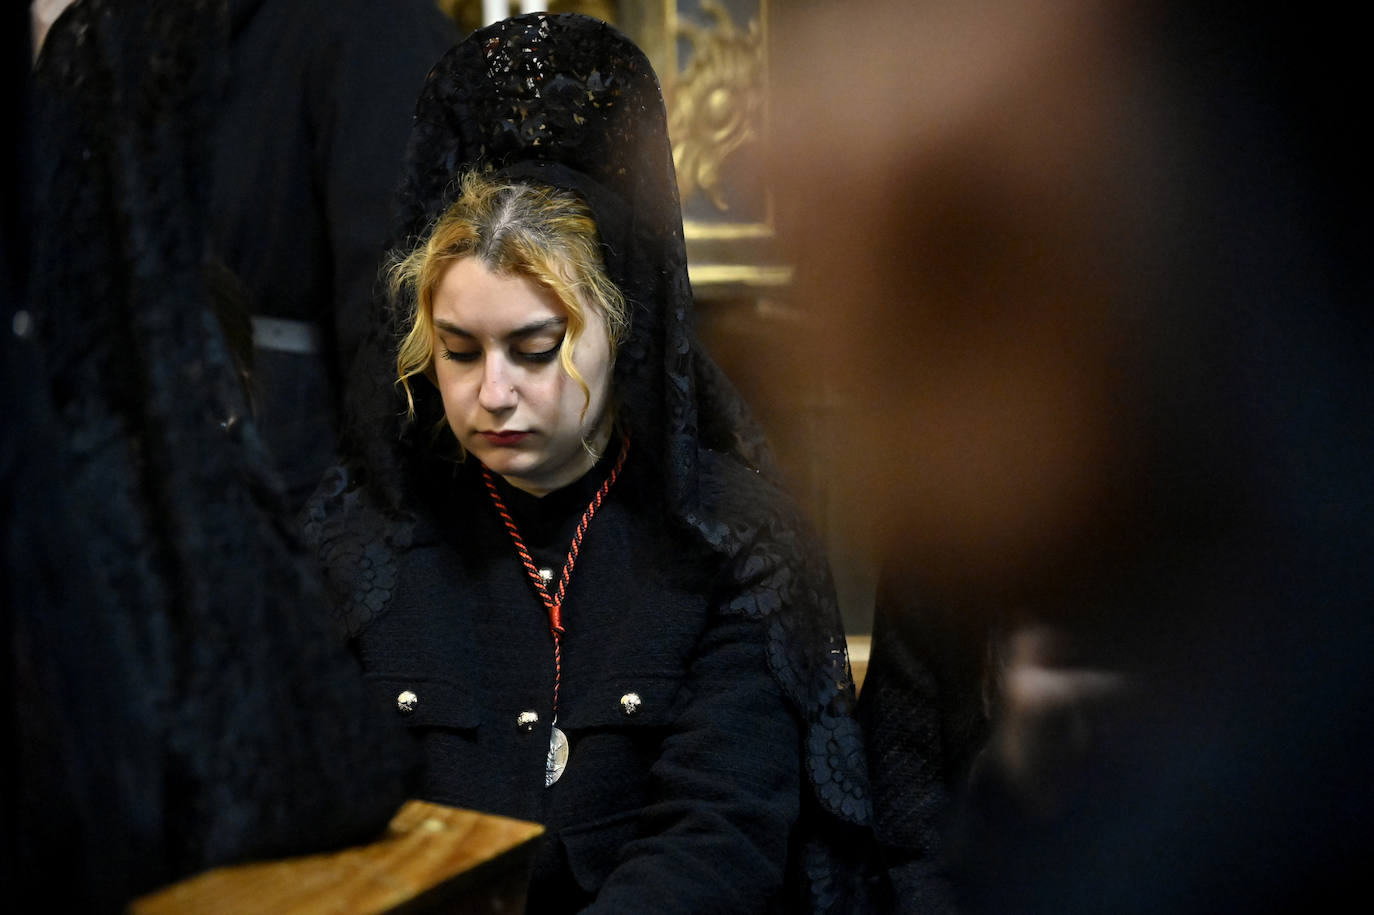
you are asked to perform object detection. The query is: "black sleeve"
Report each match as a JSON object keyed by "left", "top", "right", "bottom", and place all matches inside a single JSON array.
[{"left": 587, "top": 594, "right": 802, "bottom": 912}]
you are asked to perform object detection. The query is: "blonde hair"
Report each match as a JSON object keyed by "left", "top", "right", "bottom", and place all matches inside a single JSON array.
[{"left": 390, "top": 169, "right": 629, "bottom": 424}]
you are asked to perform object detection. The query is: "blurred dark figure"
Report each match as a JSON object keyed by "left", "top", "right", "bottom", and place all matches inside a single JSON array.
[
  {"left": 1, "top": 0, "right": 33, "bottom": 904},
  {"left": 212, "top": 0, "right": 456, "bottom": 509},
  {"left": 772, "top": 0, "right": 1372, "bottom": 912},
  {"left": 6, "top": 2, "right": 418, "bottom": 909}
]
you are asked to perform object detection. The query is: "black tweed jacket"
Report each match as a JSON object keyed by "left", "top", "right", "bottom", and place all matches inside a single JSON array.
[{"left": 346, "top": 453, "right": 802, "bottom": 913}]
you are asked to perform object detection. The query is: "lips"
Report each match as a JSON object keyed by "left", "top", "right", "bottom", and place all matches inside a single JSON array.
[{"left": 479, "top": 430, "right": 530, "bottom": 445}]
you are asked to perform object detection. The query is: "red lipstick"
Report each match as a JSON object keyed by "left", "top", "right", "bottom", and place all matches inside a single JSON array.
[{"left": 479, "top": 431, "right": 530, "bottom": 445}]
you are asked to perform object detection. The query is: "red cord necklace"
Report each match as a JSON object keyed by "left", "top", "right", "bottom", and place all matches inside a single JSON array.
[{"left": 482, "top": 435, "right": 629, "bottom": 787}]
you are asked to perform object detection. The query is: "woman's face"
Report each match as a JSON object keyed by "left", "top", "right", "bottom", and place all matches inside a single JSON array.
[{"left": 430, "top": 257, "right": 613, "bottom": 496}]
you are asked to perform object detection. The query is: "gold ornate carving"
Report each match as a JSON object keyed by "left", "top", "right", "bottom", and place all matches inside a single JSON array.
[{"left": 669, "top": 1, "right": 763, "bottom": 212}]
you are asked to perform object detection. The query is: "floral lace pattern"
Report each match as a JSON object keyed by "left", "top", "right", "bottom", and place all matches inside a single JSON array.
[{"left": 21, "top": 0, "right": 411, "bottom": 900}]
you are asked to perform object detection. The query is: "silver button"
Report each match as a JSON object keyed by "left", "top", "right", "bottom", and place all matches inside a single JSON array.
[
  {"left": 538, "top": 567, "right": 555, "bottom": 586},
  {"left": 396, "top": 690, "right": 418, "bottom": 714},
  {"left": 620, "top": 692, "right": 642, "bottom": 716},
  {"left": 517, "top": 710, "right": 539, "bottom": 732}
]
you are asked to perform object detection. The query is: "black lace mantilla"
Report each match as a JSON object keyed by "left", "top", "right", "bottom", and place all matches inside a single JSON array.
[
  {"left": 309, "top": 12, "right": 875, "bottom": 911},
  {"left": 16, "top": 1, "right": 412, "bottom": 906}
]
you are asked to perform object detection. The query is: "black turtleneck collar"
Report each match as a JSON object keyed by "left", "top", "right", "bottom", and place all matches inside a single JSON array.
[{"left": 481, "top": 440, "right": 625, "bottom": 552}]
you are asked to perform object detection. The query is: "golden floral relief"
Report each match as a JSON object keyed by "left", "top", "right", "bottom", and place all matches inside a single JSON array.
[{"left": 669, "top": 0, "right": 763, "bottom": 213}]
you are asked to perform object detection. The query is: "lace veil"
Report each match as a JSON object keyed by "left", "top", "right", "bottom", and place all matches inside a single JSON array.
[{"left": 13, "top": 1, "right": 412, "bottom": 906}]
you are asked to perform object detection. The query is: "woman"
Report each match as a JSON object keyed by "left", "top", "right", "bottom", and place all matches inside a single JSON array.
[{"left": 304, "top": 13, "right": 874, "bottom": 913}]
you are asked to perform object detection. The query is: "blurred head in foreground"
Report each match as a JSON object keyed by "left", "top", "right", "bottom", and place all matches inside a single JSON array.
[
  {"left": 772, "top": 0, "right": 1372, "bottom": 909},
  {"left": 772, "top": 0, "right": 1368, "bottom": 613}
]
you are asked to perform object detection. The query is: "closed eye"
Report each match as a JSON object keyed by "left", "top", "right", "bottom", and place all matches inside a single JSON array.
[
  {"left": 518, "top": 343, "right": 561, "bottom": 364},
  {"left": 439, "top": 347, "right": 479, "bottom": 363}
]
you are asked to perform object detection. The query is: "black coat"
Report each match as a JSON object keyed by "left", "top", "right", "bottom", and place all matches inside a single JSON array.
[
  {"left": 212, "top": 0, "right": 456, "bottom": 507},
  {"left": 347, "top": 453, "right": 802, "bottom": 912}
]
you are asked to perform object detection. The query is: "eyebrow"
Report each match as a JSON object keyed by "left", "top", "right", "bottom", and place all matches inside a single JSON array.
[{"left": 433, "top": 317, "right": 566, "bottom": 341}]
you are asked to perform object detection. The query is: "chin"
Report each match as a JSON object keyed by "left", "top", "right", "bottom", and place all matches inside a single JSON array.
[
  {"left": 482, "top": 450, "right": 545, "bottom": 482},
  {"left": 464, "top": 443, "right": 505, "bottom": 469},
  {"left": 475, "top": 451, "right": 520, "bottom": 473}
]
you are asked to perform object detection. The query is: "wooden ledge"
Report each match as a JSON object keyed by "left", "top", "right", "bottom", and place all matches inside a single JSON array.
[
  {"left": 130, "top": 800, "right": 544, "bottom": 914},
  {"left": 849, "top": 634, "right": 870, "bottom": 694}
]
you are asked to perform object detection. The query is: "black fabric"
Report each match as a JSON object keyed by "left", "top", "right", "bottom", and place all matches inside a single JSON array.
[
  {"left": 314, "top": 451, "right": 802, "bottom": 912},
  {"left": 309, "top": 12, "right": 875, "bottom": 912},
  {"left": 212, "top": 0, "right": 457, "bottom": 508},
  {"left": 0, "top": 4, "right": 30, "bottom": 898},
  {"left": 12, "top": 1, "right": 416, "bottom": 908},
  {"left": 855, "top": 575, "right": 993, "bottom": 915}
]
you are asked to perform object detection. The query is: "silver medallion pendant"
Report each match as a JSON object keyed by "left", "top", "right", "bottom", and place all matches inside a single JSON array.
[{"left": 545, "top": 725, "right": 569, "bottom": 787}]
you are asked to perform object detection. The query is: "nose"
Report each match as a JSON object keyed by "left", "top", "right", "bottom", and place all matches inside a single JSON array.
[{"left": 476, "top": 354, "right": 517, "bottom": 413}]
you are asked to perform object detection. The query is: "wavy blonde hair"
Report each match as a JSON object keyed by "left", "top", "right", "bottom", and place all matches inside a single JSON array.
[{"left": 390, "top": 169, "right": 629, "bottom": 425}]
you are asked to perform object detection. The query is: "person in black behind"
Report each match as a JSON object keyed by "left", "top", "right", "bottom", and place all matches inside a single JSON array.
[
  {"left": 771, "top": 0, "right": 1374, "bottom": 911},
  {"left": 8, "top": 2, "right": 415, "bottom": 909},
  {"left": 212, "top": 0, "right": 456, "bottom": 509},
  {"left": 304, "top": 13, "right": 876, "bottom": 913}
]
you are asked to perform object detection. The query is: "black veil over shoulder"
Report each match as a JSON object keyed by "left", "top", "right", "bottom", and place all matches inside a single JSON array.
[
  {"left": 311, "top": 12, "right": 876, "bottom": 910},
  {"left": 10, "top": 1, "right": 412, "bottom": 908}
]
